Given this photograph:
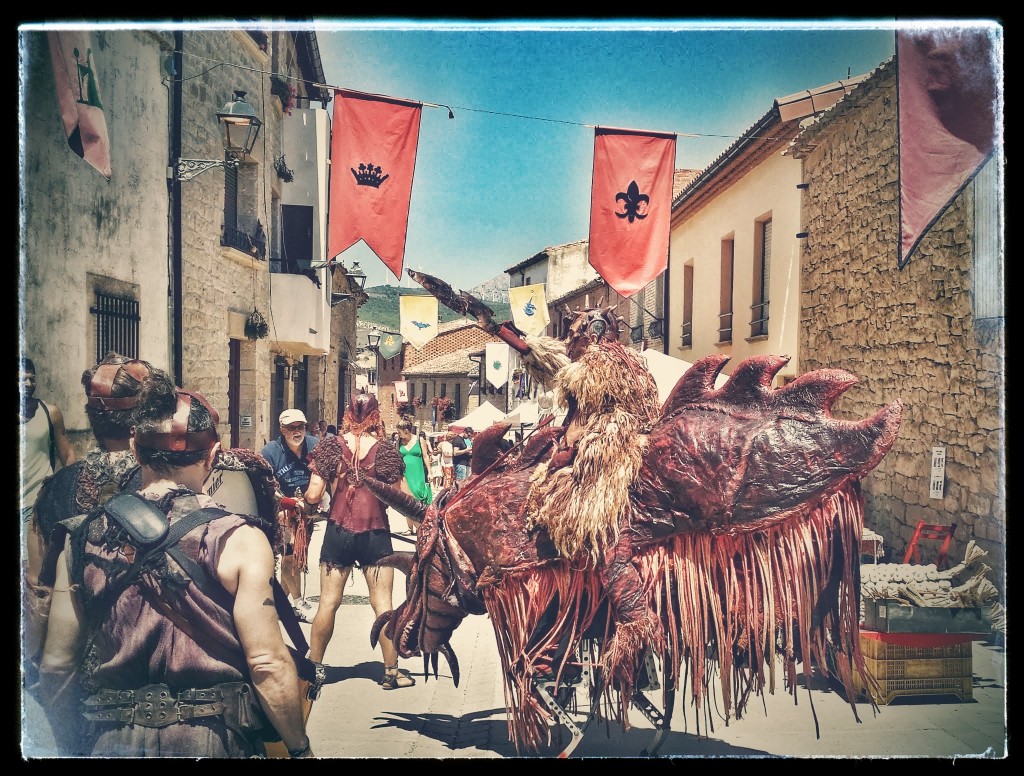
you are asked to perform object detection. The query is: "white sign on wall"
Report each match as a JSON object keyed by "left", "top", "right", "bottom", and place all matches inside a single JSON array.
[
  {"left": 929, "top": 446, "right": 946, "bottom": 500},
  {"left": 240, "top": 415, "right": 253, "bottom": 428}
]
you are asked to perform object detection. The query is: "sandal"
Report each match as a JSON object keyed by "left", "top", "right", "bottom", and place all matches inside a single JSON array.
[{"left": 381, "top": 666, "right": 416, "bottom": 690}]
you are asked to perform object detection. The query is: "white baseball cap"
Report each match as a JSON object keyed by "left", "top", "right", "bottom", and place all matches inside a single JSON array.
[{"left": 279, "top": 408, "right": 307, "bottom": 426}]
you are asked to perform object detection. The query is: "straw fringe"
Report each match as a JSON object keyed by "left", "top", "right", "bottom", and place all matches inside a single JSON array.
[
  {"left": 524, "top": 342, "right": 660, "bottom": 563},
  {"left": 484, "top": 482, "right": 872, "bottom": 752}
]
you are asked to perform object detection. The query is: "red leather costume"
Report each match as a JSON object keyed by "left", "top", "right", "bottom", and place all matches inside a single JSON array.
[{"left": 327, "top": 438, "right": 389, "bottom": 533}]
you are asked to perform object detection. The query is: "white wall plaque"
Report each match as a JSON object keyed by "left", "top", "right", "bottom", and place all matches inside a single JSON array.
[{"left": 929, "top": 446, "right": 946, "bottom": 500}]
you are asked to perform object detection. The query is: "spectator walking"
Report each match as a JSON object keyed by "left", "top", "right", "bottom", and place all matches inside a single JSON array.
[
  {"left": 438, "top": 432, "right": 456, "bottom": 490},
  {"left": 303, "top": 394, "right": 416, "bottom": 690},
  {"left": 35, "top": 379, "right": 312, "bottom": 758},
  {"left": 419, "top": 431, "right": 440, "bottom": 491},
  {"left": 451, "top": 428, "right": 471, "bottom": 482},
  {"left": 19, "top": 356, "right": 76, "bottom": 531},
  {"left": 396, "top": 420, "right": 431, "bottom": 535},
  {"left": 260, "top": 409, "right": 320, "bottom": 623}
]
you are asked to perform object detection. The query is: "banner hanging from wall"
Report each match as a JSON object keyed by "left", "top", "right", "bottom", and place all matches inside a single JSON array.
[
  {"left": 485, "top": 342, "right": 510, "bottom": 388},
  {"left": 400, "top": 294, "right": 438, "bottom": 350},
  {"left": 897, "top": 26, "right": 999, "bottom": 269},
  {"left": 48, "top": 30, "right": 112, "bottom": 180},
  {"left": 508, "top": 283, "right": 550, "bottom": 337},
  {"left": 588, "top": 127, "right": 676, "bottom": 297},
  {"left": 394, "top": 380, "right": 409, "bottom": 402},
  {"left": 328, "top": 89, "right": 422, "bottom": 280},
  {"left": 377, "top": 331, "right": 403, "bottom": 360}
]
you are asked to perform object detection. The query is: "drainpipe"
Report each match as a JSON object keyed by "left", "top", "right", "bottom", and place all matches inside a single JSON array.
[
  {"left": 169, "top": 31, "right": 184, "bottom": 384},
  {"left": 662, "top": 248, "right": 670, "bottom": 355}
]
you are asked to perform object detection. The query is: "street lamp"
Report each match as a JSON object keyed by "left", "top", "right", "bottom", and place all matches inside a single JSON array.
[
  {"left": 330, "top": 260, "right": 369, "bottom": 305},
  {"left": 175, "top": 90, "right": 263, "bottom": 181},
  {"left": 366, "top": 327, "right": 382, "bottom": 352}
]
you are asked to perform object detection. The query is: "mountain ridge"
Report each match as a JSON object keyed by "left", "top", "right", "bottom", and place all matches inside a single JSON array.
[{"left": 358, "top": 274, "right": 511, "bottom": 332}]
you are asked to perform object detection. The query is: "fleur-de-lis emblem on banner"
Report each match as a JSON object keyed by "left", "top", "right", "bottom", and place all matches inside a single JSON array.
[{"left": 615, "top": 180, "right": 650, "bottom": 223}]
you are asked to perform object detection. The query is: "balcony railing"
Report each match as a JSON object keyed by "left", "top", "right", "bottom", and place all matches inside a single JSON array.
[{"left": 222, "top": 226, "right": 265, "bottom": 260}]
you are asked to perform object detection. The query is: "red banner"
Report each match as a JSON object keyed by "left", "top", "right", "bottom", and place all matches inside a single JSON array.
[
  {"left": 328, "top": 90, "right": 422, "bottom": 279},
  {"left": 588, "top": 128, "right": 676, "bottom": 297},
  {"left": 897, "top": 27, "right": 999, "bottom": 269},
  {"left": 47, "top": 31, "right": 112, "bottom": 180}
]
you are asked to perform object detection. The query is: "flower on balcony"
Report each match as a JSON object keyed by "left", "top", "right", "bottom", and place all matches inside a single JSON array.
[
  {"left": 412, "top": 397, "right": 423, "bottom": 409},
  {"left": 431, "top": 396, "right": 455, "bottom": 420},
  {"left": 274, "top": 155, "right": 294, "bottom": 183},
  {"left": 395, "top": 401, "right": 412, "bottom": 416},
  {"left": 270, "top": 75, "right": 298, "bottom": 115}
]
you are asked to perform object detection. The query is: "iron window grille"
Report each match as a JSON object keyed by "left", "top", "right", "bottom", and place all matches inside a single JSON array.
[{"left": 91, "top": 291, "right": 140, "bottom": 363}]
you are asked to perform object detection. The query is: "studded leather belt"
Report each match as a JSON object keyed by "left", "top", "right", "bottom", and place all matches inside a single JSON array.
[{"left": 83, "top": 683, "right": 232, "bottom": 728}]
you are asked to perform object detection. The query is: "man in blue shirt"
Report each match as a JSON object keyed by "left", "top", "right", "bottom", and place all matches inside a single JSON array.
[
  {"left": 452, "top": 427, "right": 473, "bottom": 482},
  {"left": 261, "top": 408, "right": 319, "bottom": 621}
]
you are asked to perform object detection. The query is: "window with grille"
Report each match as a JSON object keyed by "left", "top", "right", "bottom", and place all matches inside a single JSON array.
[
  {"left": 272, "top": 359, "right": 287, "bottom": 422},
  {"left": 719, "top": 237, "right": 734, "bottom": 343},
  {"left": 681, "top": 264, "right": 694, "bottom": 348},
  {"left": 455, "top": 383, "right": 461, "bottom": 417},
  {"left": 751, "top": 217, "right": 772, "bottom": 337},
  {"left": 294, "top": 356, "right": 309, "bottom": 416},
  {"left": 91, "top": 291, "right": 140, "bottom": 363}
]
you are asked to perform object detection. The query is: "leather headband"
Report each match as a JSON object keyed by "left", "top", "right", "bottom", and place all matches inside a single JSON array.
[
  {"left": 87, "top": 361, "right": 152, "bottom": 410},
  {"left": 133, "top": 390, "right": 220, "bottom": 452}
]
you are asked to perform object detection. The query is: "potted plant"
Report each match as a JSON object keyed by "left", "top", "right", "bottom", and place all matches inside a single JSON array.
[
  {"left": 274, "top": 155, "right": 294, "bottom": 183},
  {"left": 244, "top": 309, "right": 268, "bottom": 340}
]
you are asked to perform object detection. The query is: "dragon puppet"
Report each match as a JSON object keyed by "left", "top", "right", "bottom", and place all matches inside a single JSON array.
[{"left": 358, "top": 269, "right": 903, "bottom": 755}]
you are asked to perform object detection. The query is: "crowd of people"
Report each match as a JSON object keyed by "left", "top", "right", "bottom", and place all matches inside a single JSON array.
[{"left": 19, "top": 350, "right": 482, "bottom": 759}]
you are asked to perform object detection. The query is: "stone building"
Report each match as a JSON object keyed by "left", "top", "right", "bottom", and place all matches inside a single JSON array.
[
  {"left": 19, "top": 25, "right": 363, "bottom": 455},
  {"left": 20, "top": 28, "right": 174, "bottom": 454},
  {"left": 792, "top": 60, "right": 1005, "bottom": 584},
  {"left": 400, "top": 320, "right": 507, "bottom": 434}
]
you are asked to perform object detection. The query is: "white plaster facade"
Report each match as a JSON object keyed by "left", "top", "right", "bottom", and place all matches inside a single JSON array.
[
  {"left": 668, "top": 153, "right": 803, "bottom": 381},
  {"left": 506, "top": 239, "right": 596, "bottom": 302}
]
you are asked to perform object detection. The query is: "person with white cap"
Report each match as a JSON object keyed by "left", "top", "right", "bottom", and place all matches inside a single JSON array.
[{"left": 260, "top": 408, "right": 319, "bottom": 622}]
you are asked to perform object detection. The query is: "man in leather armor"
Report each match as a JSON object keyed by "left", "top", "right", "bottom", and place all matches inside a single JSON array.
[{"left": 36, "top": 376, "right": 312, "bottom": 758}]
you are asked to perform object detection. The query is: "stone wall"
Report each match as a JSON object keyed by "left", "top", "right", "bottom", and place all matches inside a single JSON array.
[
  {"left": 20, "top": 29, "right": 174, "bottom": 455},
  {"left": 797, "top": 63, "right": 1005, "bottom": 587},
  {"left": 178, "top": 31, "right": 277, "bottom": 446}
]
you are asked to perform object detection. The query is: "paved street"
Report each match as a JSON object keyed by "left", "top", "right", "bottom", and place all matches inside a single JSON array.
[
  {"left": 21, "top": 507, "right": 1007, "bottom": 760},
  {"left": 299, "top": 510, "right": 1008, "bottom": 760}
]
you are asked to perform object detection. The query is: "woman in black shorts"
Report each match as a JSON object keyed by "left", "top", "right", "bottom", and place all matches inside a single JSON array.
[{"left": 303, "top": 393, "right": 416, "bottom": 690}]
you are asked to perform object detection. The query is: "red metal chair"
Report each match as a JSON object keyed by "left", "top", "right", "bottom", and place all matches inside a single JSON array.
[{"left": 902, "top": 520, "right": 957, "bottom": 570}]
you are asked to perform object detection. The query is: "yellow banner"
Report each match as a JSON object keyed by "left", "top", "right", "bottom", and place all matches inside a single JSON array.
[
  {"left": 400, "top": 294, "right": 439, "bottom": 350},
  {"left": 509, "top": 283, "right": 550, "bottom": 337}
]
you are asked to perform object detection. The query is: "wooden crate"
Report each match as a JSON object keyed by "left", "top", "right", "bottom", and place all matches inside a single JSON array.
[{"left": 855, "top": 632, "right": 973, "bottom": 705}]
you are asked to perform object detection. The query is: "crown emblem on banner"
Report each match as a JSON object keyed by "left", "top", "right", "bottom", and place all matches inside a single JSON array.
[{"left": 351, "top": 162, "right": 390, "bottom": 188}]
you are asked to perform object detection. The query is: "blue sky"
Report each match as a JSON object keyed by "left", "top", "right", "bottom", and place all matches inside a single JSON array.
[{"left": 315, "top": 20, "right": 898, "bottom": 290}]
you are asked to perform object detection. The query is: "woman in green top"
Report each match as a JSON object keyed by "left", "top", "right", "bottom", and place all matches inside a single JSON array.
[{"left": 396, "top": 420, "right": 432, "bottom": 535}]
